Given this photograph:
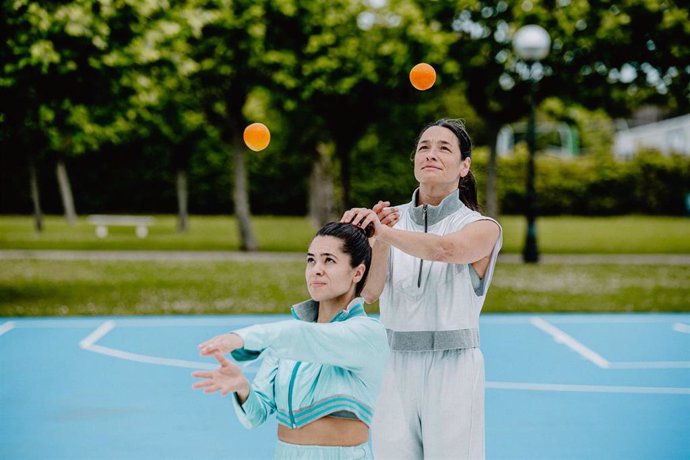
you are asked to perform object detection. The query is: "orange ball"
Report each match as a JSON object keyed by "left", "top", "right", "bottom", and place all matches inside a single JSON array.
[
  {"left": 409, "top": 63, "right": 436, "bottom": 91},
  {"left": 243, "top": 123, "right": 271, "bottom": 151}
]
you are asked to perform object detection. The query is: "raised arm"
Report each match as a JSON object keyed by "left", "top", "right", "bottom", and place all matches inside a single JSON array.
[
  {"left": 377, "top": 219, "right": 500, "bottom": 266},
  {"left": 345, "top": 201, "right": 398, "bottom": 304},
  {"left": 342, "top": 207, "right": 501, "bottom": 277},
  {"left": 199, "top": 318, "right": 388, "bottom": 374}
]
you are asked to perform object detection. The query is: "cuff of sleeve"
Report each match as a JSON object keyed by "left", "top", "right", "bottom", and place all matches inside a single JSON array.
[
  {"left": 231, "top": 388, "right": 260, "bottom": 429},
  {"left": 233, "top": 325, "right": 267, "bottom": 354}
]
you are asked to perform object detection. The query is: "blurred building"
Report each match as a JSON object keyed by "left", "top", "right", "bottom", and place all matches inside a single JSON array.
[
  {"left": 496, "top": 121, "right": 579, "bottom": 157},
  {"left": 613, "top": 113, "right": 690, "bottom": 159}
]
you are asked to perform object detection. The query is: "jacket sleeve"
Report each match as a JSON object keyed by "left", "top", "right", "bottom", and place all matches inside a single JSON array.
[
  {"left": 231, "top": 318, "right": 388, "bottom": 373},
  {"left": 230, "top": 352, "right": 278, "bottom": 429}
]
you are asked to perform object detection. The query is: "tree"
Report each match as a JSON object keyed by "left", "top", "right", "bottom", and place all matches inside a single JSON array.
[
  {"left": 255, "top": 0, "right": 458, "bottom": 215},
  {"left": 1, "top": 0, "right": 142, "bottom": 228},
  {"left": 427, "top": 0, "right": 690, "bottom": 217},
  {"left": 104, "top": 3, "right": 215, "bottom": 232}
]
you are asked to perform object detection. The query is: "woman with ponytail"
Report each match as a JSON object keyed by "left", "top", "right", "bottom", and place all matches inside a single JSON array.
[
  {"left": 342, "top": 119, "right": 502, "bottom": 460},
  {"left": 192, "top": 222, "right": 388, "bottom": 459}
]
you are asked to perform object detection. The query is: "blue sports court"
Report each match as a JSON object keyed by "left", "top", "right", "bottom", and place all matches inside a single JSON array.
[{"left": 1, "top": 313, "right": 688, "bottom": 459}]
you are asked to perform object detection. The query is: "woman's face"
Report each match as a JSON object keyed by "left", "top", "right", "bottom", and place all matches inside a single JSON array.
[
  {"left": 305, "top": 236, "right": 364, "bottom": 302},
  {"left": 414, "top": 126, "right": 471, "bottom": 187}
]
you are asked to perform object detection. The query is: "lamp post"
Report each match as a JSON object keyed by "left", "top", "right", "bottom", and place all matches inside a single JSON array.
[{"left": 513, "top": 25, "right": 551, "bottom": 263}]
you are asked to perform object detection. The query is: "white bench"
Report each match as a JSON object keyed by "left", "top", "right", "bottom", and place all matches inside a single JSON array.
[{"left": 87, "top": 215, "right": 155, "bottom": 238}]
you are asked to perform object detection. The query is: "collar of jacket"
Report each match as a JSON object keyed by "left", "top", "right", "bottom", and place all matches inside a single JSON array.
[
  {"left": 291, "top": 297, "right": 366, "bottom": 323},
  {"left": 409, "top": 188, "right": 465, "bottom": 226}
]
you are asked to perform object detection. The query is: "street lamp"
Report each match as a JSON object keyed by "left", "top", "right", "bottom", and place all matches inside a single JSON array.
[{"left": 513, "top": 25, "right": 551, "bottom": 263}]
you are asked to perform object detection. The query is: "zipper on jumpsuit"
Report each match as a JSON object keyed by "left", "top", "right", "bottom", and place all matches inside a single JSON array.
[
  {"left": 417, "top": 204, "right": 428, "bottom": 288},
  {"left": 287, "top": 361, "right": 302, "bottom": 428}
]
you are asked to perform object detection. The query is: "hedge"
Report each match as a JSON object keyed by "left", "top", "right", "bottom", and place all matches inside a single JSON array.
[{"left": 468, "top": 147, "right": 690, "bottom": 216}]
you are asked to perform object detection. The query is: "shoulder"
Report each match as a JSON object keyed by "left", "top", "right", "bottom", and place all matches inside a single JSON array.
[
  {"left": 454, "top": 208, "right": 502, "bottom": 230},
  {"left": 346, "top": 316, "right": 388, "bottom": 338},
  {"left": 396, "top": 202, "right": 411, "bottom": 214}
]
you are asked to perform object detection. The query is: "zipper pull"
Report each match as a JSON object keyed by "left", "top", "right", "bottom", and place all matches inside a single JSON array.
[{"left": 417, "top": 205, "right": 428, "bottom": 288}]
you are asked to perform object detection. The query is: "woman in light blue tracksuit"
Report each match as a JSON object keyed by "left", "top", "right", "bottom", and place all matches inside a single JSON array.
[
  {"left": 343, "top": 119, "right": 503, "bottom": 460},
  {"left": 192, "top": 222, "right": 389, "bottom": 459}
]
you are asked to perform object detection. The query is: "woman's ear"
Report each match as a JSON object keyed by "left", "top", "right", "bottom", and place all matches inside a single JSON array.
[
  {"left": 352, "top": 264, "right": 366, "bottom": 284},
  {"left": 460, "top": 157, "right": 472, "bottom": 178}
]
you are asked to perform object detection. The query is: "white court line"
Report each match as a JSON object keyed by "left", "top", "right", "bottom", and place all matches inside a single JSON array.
[
  {"left": 531, "top": 317, "right": 611, "bottom": 368},
  {"left": 85, "top": 344, "right": 217, "bottom": 370},
  {"left": 610, "top": 361, "right": 690, "bottom": 369},
  {"left": 0, "top": 321, "right": 16, "bottom": 336},
  {"left": 486, "top": 381, "right": 690, "bottom": 395},
  {"left": 673, "top": 323, "right": 690, "bottom": 334},
  {"left": 517, "top": 316, "right": 688, "bottom": 324},
  {"left": 78, "top": 321, "right": 260, "bottom": 372},
  {"left": 79, "top": 321, "right": 116, "bottom": 348}
]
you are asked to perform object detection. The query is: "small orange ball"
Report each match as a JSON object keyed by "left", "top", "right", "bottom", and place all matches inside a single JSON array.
[
  {"left": 243, "top": 123, "right": 271, "bottom": 151},
  {"left": 409, "top": 63, "right": 436, "bottom": 91}
]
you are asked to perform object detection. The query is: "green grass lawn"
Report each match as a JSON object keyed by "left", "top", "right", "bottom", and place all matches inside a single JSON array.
[
  {"left": 2, "top": 215, "right": 688, "bottom": 316},
  {"left": 1, "top": 259, "right": 688, "bottom": 316},
  {"left": 0, "top": 215, "right": 315, "bottom": 252},
  {"left": 1, "top": 214, "right": 689, "bottom": 253}
]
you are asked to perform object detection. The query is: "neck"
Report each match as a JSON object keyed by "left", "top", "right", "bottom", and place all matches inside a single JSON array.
[
  {"left": 417, "top": 184, "right": 456, "bottom": 206},
  {"left": 317, "top": 293, "right": 356, "bottom": 323}
]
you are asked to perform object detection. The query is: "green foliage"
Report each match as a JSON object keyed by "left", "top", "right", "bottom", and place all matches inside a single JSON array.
[
  {"left": 470, "top": 147, "right": 690, "bottom": 216},
  {"left": 2, "top": 0, "right": 690, "bottom": 219}
]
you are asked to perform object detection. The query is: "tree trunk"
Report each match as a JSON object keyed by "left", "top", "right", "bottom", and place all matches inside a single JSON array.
[
  {"left": 56, "top": 158, "right": 77, "bottom": 225},
  {"left": 337, "top": 144, "right": 351, "bottom": 211},
  {"left": 232, "top": 133, "right": 258, "bottom": 251},
  {"left": 28, "top": 152, "right": 43, "bottom": 232},
  {"left": 485, "top": 126, "right": 501, "bottom": 218},
  {"left": 176, "top": 168, "right": 189, "bottom": 233},
  {"left": 308, "top": 142, "right": 335, "bottom": 228}
]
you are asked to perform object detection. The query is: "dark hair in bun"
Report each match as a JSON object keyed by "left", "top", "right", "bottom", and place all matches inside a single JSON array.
[{"left": 314, "top": 222, "right": 373, "bottom": 296}]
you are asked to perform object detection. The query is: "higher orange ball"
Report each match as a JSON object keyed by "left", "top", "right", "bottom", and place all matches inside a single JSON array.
[
  {"left": 409, "top": 63, "right": 436, "bottom": 91},
  {"left": 243, "top": 123, "right": 271, "bottom": 151}
]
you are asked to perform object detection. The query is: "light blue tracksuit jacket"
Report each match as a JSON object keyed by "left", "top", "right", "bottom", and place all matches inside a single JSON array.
[{"left": 230, "top": 297, "right": 389, "bottom": 430}]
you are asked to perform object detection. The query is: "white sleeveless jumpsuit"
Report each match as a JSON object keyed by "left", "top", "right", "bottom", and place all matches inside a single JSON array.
[{"left": 371, "top": 189, "right": 502, "bottom": 460}]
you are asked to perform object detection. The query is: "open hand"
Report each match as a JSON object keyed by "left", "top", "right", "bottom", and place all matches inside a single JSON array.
[{"left": 192, "top": 352, "right": 249, "bottom": 397}]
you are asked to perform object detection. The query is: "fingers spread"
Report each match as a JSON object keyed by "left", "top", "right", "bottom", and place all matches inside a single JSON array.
[
  {"left": 192, "top": 371, "right": 213, "bottom": 378},
  {"left": 193, "top": 380, "right": 214, "bottom": 389},
  {"left": 204, "top": 384, "right": 221, "bottom": 394},
  {"left": 214, "top": 352, "right": 229, "bottom": 366}
]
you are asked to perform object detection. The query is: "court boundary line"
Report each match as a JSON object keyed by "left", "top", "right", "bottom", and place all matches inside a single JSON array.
[
  {"left": 673, "top": 323, "right": 690, "bottom": 334},
  {"left": 486, "top": 381, "right": 690, "bottom": 395},
  {"left": 531, "top": 316, "right": 690, "bottom": 370},
  {"left": 530, "top": 317, "right": 611, "bottom": 368},
  {"left": 0, "top": 321, "right": 15, "bottom": 336},
  {"left": 5, "top": 317, "right": 689, "bottom": 390},
  {"left": 78, "top": 320, "right": 255, "bottom": 371}
]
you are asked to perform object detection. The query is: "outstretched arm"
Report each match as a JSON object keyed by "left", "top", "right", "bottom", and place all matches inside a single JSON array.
[{"left": 199, "top": 319, "right": 388, "bottom": 374}]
